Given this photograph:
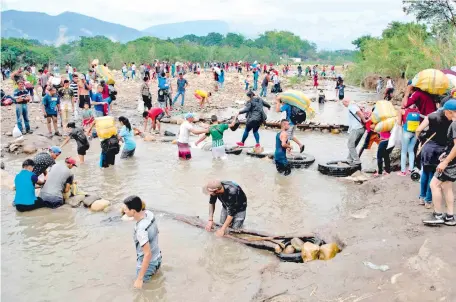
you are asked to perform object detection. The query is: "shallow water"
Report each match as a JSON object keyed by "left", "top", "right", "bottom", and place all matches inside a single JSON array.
[{"left": 1, "top": 88, "right": 380, "bottom": 302}]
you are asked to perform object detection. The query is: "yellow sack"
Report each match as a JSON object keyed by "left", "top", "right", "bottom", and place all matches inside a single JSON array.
[
  {"left": 96, "top": 65, "right": 115, "bottom": 85},
  {"left": 95, "top": 116, "right": 117, "bottom": 139},
  {"left": 301, "top": 242, "right": 320, "bottom": 262},
  {"left": 318, "top": 243, "right": 340, "bottom": 260},
  {"left": 374, "top": 117, "right": 396, "bottom": 132},
  {"left": 371, "top": 100, "right": 397, "bottom": 124},
  {"left": 412, "top": 69, "right": 449, "bottom": 96}
]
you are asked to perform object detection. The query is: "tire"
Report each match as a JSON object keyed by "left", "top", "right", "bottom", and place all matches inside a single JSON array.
[
  {"left": 287, "top": 153, "right": 315, "bottom": 168},
  {"left": 226, "top": 148, "right": 242, "bottom": 155},
  {"left": 276, "top": 252, "right": 303, "bottom": 263},
  {"left": 246, "top": 151, "right": 272, "bottom": 158},
  {"left": 318, "top": 160, "right": 362, "bottom": 177}
]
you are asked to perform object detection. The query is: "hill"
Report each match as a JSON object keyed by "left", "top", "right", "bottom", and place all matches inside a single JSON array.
[{"left": 143, "top": 20, "right": 230, "bottom": 38}]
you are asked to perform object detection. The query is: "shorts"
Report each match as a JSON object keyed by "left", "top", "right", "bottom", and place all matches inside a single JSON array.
[
  {"left": 155, "top": 112, "right": 165, "bottom": 122},
  {"left": 136, "top": 255, "right": 162, "bottom": 281},
  {"left": 45, "top": 113, "right": 57, "bottom": 118},
  {"left": 436, "top": 171, "right": 456, "bottom": 182},
  {"left": 286, "top": 125, "right": 296, "bottom": 140},
  {"left": 211, "top": 145, "right": 227, "bottom": 159},
  {"left": 338, "top": 94, "right": 344, "bottom": 100},
  {"left": 40, "top": 192, "right": 65, "bottom": 209},
  {"left": 15, "top": 197, "right": 46, "bottom": 212},
  {"left": 276, "top": 161, "right": 291, "bottom": 176},
  {"left": 120, "top": 148, "right": 135, "bottom": 159},
  {"left": 77, "top": 146, "right": 89, "bottom": 156},
  {"left": 177, "top": 142, "right": 191, "bottom": 160},
  {"left": 158, "top": 101, "right": 166, "bottom": 109},
  {"left": 220, "top": 208, "right": 246, "bottom": 229},
  {"left": 79, "top": 95, "right": 90, "bottom": 108}
]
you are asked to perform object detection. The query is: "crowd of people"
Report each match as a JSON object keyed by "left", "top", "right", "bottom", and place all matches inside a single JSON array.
[{"left": 5, "top": 59, "right": 456, "bottom": 291}]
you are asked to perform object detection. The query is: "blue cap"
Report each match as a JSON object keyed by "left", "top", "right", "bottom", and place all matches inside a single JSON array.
[
  {"left": 407, "top": 80, "right": 412, "bottom": 86},
  {"left": 49, "top": 146, "right": 62, "bottom": 154},
  {"left": 184, "top": 112, "right": 195, "bottom": 119},
  {"left": 442, "top": 99, "right": 456, "bottom": 111}
]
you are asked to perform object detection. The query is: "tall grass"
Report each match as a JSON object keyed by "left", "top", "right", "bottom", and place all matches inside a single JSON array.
[{"left": 346, "top": 28, "right": 456, "bottom": 86}]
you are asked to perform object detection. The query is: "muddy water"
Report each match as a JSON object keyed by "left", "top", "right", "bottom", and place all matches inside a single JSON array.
[{"left": 1, "top": 88, "right": 379, "bottom": 302}]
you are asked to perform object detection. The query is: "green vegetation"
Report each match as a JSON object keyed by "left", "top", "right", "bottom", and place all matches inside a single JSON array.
[
  {"left": 1, "top": 31, "right": 356, "bottom": 70},
  {"left": 347, "top": 0, "right": 456, "bottom": 85}
]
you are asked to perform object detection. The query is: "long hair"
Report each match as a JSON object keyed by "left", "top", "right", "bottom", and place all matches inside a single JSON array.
[{"left": 118, "top": 116, "right": 132, "bottom": 131}]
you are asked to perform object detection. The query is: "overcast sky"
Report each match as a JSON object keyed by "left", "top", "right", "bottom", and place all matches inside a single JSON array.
[{"left": 2, "top": 0, "right": 413, "bottom": 50}]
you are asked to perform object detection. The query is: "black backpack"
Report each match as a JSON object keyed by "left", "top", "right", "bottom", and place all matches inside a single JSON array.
[
  {"left": 290, "top": 106, "right": 306, "bottom": 124},
  {"left": 108, "top": 84, "right": 117, "bottom": 100},
  {"left": 107, "top": 135, "right": 120, "bottom": 154}
]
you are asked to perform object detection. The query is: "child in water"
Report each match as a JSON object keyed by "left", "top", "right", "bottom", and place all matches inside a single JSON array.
[
  {"left": 318, "top": 89, "right": 326, "bottom": 103},
  {"left": 313, "top": 73, "right": 319, "bottom": 89},
  {"left": 244, "top": 75, "right": 251, "bottom": 91},
  {"left": 82, "top": 102, "right": 94, "bottom": 133}
]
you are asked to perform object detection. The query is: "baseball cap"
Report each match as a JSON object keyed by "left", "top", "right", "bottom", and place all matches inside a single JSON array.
[
  {"left": 202, "top": 180, "right": 222, "bottom": 195},
  {"left": 65, "top": 157, "right": 78, "bottom": 167},
  {"left": 49, "top": 146, "right": 62, "bottom": 154},
  {"left": 184, "top": 112, "right": 195, "bottom": 119},
  {"left": 442, "top": 99, "right": 456, "bottom": 111}
]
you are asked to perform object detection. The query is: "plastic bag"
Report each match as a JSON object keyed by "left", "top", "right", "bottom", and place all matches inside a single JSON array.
[
  {"left": 137, "top": 99, "right": 145, "bottom": 113},
  {"left": 12, "top": 125, "right": 22, "bottom": 138},
  {"left": 301, "top": 242, "right": 320, "bottom": 262},
  {"left": 387, "top": 124, "right": 402, "bottom": 149},
  {"left": 318, "top": 243, "right": 340, "bottom": 260}
]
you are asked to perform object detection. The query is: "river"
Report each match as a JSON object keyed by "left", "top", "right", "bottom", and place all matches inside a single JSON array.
[{"left": 1, "top": 85, "right": 380, "bottom": 301}]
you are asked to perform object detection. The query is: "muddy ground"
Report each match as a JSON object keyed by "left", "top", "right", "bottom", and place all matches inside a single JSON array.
[{"left": 1, "top": 70, "right": 454, "bottom": 302}]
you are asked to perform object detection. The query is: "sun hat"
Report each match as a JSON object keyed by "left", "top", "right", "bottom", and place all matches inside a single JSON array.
[{"left": 202, "top": 180, "right": 223, "bottom": 195}]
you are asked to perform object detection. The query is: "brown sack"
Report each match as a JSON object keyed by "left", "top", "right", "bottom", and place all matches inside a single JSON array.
[
  {"left": 318, "top": 243, "right": 340, "bottom": 260},
  {"left": 301, "top": 242, "right": 320, "bottom": 262}
]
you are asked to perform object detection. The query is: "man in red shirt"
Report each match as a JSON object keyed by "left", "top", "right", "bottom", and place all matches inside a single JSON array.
[
  {"left": 402, "top": 88, "right": 436, "bottom": 116},
  {"left": 142, "top": 108, "right": 165, "bottom": 133}
]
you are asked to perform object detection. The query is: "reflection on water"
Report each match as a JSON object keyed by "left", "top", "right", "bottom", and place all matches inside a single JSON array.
[{"left": 1, "top": 90, "right": 377, "bottom": 301}]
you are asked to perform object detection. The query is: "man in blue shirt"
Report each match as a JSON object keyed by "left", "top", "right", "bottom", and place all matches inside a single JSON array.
[
  {"left": 41, "top": 86, "right": 61, "bottom": 137},
  {"left": 91, "top": 85, "right": 109, "bottom": 117},
  {"left": 14, "top": 159, "right": 46, "bottom": 212},
  {"left": 13, "top": 80, "right": 32, "bottom": 134},
  {"left": 275, "top": 97, "right": 305, "bottom": 153},
  {"left": 172, "top": 73, "right": 188, "bottom": 107}
]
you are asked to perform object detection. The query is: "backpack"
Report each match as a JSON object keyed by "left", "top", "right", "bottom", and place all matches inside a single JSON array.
[
  {"left": 108, "top": 84, "right": 117, "bottom": 101},
  {"left": 107, "top": 135, "right": 120, "bottom": 154},
  {"left": 290, "top": 106, "right": 306, "bottom": 124},
  {"left": 405, "top": 110, "right": 420, "bottom": 132}
]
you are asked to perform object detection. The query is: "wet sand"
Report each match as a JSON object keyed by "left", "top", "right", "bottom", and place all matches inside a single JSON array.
[{"left": 1, "top": 71, "right": 454, "bottom": 302}]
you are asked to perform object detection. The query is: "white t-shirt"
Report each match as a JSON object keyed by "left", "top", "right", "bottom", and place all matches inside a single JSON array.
[
  {"left": 178, "top": 120, "right": 194, "bottom": 144},
  {"left": 132, "top": 64, "right": 136, "bottom": 71},
  {"left": 68, "top": 66, "right": 73, "bottom": 75},
  {"left": 347, "top": 103, "right": 363, "bottom": 131},
  {"left": 386, "top": 79, "right": 394, "bottom": 89}
]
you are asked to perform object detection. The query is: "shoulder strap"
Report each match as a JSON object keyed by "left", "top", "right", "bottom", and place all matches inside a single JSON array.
[{"left": 349, "top": 108, "right": 364, "bottom": 125}]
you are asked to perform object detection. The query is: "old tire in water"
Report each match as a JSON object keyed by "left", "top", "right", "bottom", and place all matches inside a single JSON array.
[
  {"left": 287, "top": 153, "right": 315, "bottom": 168},
  {"left": 318, "top": 160, "right": 362, "bottom": 177},
  {"left": 226, "top": 148, "right": 242, "bottom": 155},
  {"left": 246, "top": 150, "right": 272, "bottom": 158}
]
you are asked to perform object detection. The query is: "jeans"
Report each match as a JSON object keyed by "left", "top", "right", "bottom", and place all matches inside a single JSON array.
[
  {"left": 420, "top": 169, "right": 434, "bottom": 203},
  {"left": 347, "top": 128, "right": 365, "bottom": 163},
  {"left": 136, "top": 255, "right": 162, "bottom": 281},
  {"left": 15, "top": 104, "right": 30, "bottom": 132},
  {"left": 401, "top": 131, "right": 417, "bottom": 172},
  {"left": 219, "top": 81, "right": 224, "bottom": 89},
  {"left": 242, "top": 121, "right": 261, "bottom": 144},
  {"left": 245, "top": 83, "right": 249, "bottom": 91},
  {"left": 131, "top": 71, "right": 136, "bottom": 80},
  {"left": 377, "top": 140, "right": 393, "bottom": 174},
  {"left": 253, "top": 79, "right": 258, "bottom": 91},
  {"left": 173, "top": 91, "right": 185, "bottom": 106},
  {"left": 220, "top": 208, "right": 246, "bottom": 229},
  {"left": 122, "top": 72, "right": 127, "bottom": 80},
  {"left": 260, "top": 86, "right": 267, "bottom": 97}
]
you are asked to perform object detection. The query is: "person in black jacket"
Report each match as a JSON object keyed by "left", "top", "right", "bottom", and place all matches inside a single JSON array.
[
  {"left": 236, "top": 91, "right": 271, "bottom": 147},
  {"left": 203, "top": 180, "right": 247, "bottom": 237}
]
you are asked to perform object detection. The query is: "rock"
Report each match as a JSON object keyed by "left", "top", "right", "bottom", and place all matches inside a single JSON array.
[
  {"left": 321, "top": 129, "right": 330, "bottom": 134},
  {"left": 274, "top": 244, "right": 283, "bottom": 254},
  {"left": 5, "top": 132, "right": 12, "bottom": 137},
  {"left": 1, "top": 162, "right": 4, "bottom": 170},
  {"left": 291, "top": 237, "right": 305, "bottom": 252},
  {"left": 91, "top": 199, "right": 111, "bottom": 212},
  {"left": 318, "top": 243, "right": 340, "bottom": 260},
  {"left": 331, "top": 129, "right": 341, "bottom": 134},
  {"left": 83, "top": 195, "right": 100, "bottom": 207},
  {"left": 66, "top": 195, "right": 85, "bottom": 208},
  {"left": 301, "top": 242, "right": 320, "bottom": 262},
  {"left": 23, "top": 144, "right": 37, "bottom": 154},
  {"left": 164, "top": 130, "right": 176, "bottom": 137},
  {"left": 143, "top": 135, "right": 155, "bottom": 142},
  {"left": 9, "top": 144, "right": 20, "bottom": 153}
]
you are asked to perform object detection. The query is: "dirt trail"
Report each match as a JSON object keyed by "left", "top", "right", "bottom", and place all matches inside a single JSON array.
[{"left": 252, "top": 176, "right": 456, "bottom": 302}]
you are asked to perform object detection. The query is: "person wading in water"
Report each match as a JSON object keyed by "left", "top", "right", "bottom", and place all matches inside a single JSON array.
[{"left": 274, "top": 119, "right": 292, "bottom": 176}]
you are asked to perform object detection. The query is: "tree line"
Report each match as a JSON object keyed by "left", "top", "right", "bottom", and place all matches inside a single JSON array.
[{"left": 1, "top": 30, "right": 356, "bottom": 71}]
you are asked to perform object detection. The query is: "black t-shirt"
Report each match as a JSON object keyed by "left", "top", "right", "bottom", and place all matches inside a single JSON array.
[
  {"left": 69, "top": 128, "right": 89, "bottom": 149},
  {"left": 209, "top": 181, "right": 247, "bottom": 216},
  {"left": 428, "top": 110, "right": 452, "bottom": 146}
]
